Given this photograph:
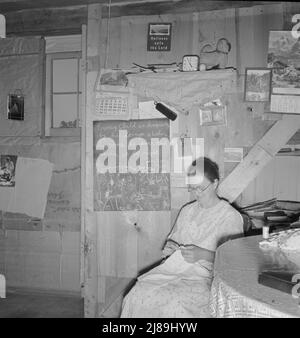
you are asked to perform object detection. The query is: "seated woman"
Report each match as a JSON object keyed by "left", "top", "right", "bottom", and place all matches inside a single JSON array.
[{"left": 121, "top": 157, "right": 244, "bottom": 318}]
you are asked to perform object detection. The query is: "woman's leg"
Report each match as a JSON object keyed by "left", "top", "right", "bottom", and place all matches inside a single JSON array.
[{"left": 121, "top": 277, "right": 212, "bottom": 318}]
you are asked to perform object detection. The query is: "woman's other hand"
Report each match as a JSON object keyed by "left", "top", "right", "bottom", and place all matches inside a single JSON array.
[
  {"left": 180, "top": 244, "right": 215, "bottom": 263},
  {"left": 180, "top": 245, "right": 205, "bottom": 263}
]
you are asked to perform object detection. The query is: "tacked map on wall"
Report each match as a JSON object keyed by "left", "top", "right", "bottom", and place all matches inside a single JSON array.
[{"left": 93, "top": 119, "right": 170, "bottom": 211}]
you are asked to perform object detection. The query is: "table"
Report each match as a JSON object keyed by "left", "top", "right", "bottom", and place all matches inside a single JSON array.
[{"left": 209, "top": 235, "right": 300, "bottom": 318}]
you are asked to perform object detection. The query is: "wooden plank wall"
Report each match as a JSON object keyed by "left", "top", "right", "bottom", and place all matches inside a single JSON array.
[
  {"left": 241, "top": 156, "right": 300, "bottom": 206},
  {"left": 99, "top": 9, "right": 237, "bottom": 69},
  {"left": 0, "top": 37, "right": 43, "bottom": 137},
  {"left": 98, "top": 3, "right": 283, "bottom": 71},
  {"left": 0, "top": 38, "right": 82, "bottom": 294},
  {"left": 218, "top": 115, "right": 300, "bottom": 202},
  {"left": 81, "top": 2, "right": 294, "bottom": 317}
]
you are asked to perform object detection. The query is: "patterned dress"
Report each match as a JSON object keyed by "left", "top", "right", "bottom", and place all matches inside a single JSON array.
[{"left": 121, "top": 199, "right": 244, "bottom": 318}]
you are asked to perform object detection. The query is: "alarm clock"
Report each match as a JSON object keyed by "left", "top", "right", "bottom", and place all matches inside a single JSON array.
[{"left": 182, "top": 55, "right": 200, "bottom": 71}]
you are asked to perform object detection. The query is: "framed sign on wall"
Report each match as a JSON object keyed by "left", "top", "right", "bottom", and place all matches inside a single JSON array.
[{"left": 147, "top": 23, "right": 172, "bottom": 52}]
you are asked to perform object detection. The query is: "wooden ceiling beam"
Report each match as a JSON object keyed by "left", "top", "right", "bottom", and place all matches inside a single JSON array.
[
  {"left": 3, "top": 0, "right": 281, "bottom": 36},
  {"left": 5, "top": 6, "right": 88, "bottom": 36},
  {"left": 102, "top": 0, "right": 280, "bottom": 17},
  {"left": 1, "top": 0, "right": 175, "bottom": 13},
  {"left": 0, "top": 0, "right": 281, "bottom": 14}
]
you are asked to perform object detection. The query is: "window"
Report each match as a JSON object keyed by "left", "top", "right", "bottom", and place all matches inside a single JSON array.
[
  {"left": 50, "top": 53, "right": 82, "bottom": 128},
  {"left": 45, "top": 35, "right": 82, "bottom": 137}
]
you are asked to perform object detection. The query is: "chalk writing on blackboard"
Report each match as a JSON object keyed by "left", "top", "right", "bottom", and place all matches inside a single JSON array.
[{"left": 93, "top": 119, "right": 170, "bottom": 211}]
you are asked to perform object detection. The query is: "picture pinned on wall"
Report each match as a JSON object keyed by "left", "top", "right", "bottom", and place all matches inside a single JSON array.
[
  {"left": 267, "top": 31, "right": 300, "bottom": 96},
  {"left": 224, "top": 148, "right": 243, "bottom": 163},
  {"left": 7, "top": 93, "right": 24, "bottom": 121},
  {"left": 94, "top": 69, "right": 129, "bottom": 92},
  {"left": 0, "top": 155, "right": 17, "bottom": 187},
  {"left": 199, "top": 102, "right": 227, "bottom": 126},
  {"left": 244, "top": 68, "right": 272, "bottom": 102}
]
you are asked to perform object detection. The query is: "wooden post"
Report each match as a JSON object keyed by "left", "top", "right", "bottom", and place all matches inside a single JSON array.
[
  {"left": 80, "top": 23, "right": 87, "bottom": 299},
  {"left": 84, "top": 3, "right": 102, "bottom": 318},
  {"left": 218, "top": 115, "right": 300, "bottom": 202},
  {"left": 39, "top": 37, "right": 46, "bottom": 137}
]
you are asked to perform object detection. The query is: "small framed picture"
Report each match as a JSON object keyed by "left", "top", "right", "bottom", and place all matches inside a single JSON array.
[
  {"left": 200, "top": 109, "right": 212, "bottom": 124},
  {"left": 199, "top": 105, "right": 227, "bottom": 126},
  {"left": 224, "top": 148, "right": 243, "bottom": 163},
  {"left": 7, "top": 93, "right": 24, "bottom": 120},
  {"left": 244, "top": 68, "right": 272, "bottom": 102}
]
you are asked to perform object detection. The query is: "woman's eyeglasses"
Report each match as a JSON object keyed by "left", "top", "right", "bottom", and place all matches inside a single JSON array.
[{"left": 187, "top": 182, "right": 212, "bottom": 193}]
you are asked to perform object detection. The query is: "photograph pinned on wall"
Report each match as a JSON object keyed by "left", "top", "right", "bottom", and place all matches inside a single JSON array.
[
  {"left": 244, "top": 68, "right": 272, "bottom": 102},
  {"left": 138, "top": 101, "right": 166, "bottom": 119},
  {"left": 94, "top": 69, "right": 129, "bottom": 92},
  {"left": 224, "top": 148, "right": 244, "bottom": 163},
  {"left": 199, "top": 101, "right": 227, "bottom": 126},
  {"left": 0, "top": 155, "right": 17, "bottom": 187},
  {"left": 7, "top": 93, "right": 24, "bottom": 120},
  {"left": 267, "top": 31, "right": 300, "bottom": 96}
]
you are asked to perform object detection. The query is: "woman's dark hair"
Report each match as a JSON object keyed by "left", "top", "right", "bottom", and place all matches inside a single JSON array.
[{"left": 188, "top": 157, "right": 219, "bottom": 182}]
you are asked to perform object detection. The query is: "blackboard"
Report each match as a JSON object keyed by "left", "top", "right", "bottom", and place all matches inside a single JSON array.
[{"left": 93, "top": 119, "right": 170, "bottom": 211}]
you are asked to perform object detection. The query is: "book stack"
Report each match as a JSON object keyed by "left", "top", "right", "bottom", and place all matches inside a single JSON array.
[
  {"left": 241, "top": 199, "right": 300, "bottom": 231},
  {"left": 278, "top": 144, "right": 300, "bottom": 156},
  {"left": 258, "top": 270, "right": 298, "bottom": 295}
]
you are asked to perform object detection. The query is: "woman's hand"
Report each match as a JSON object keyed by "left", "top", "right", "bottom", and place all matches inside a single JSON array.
[
  {"left": 162, "top": 239, "right": 180, "bottom": 258},
  {"left": 180, "top": 244, "right": 215, "bottom": 263}
]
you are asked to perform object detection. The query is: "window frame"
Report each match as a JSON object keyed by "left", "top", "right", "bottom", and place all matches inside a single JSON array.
[{"left": 44, "top": 35, "right": 82, "bottom": 137}]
